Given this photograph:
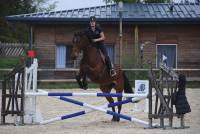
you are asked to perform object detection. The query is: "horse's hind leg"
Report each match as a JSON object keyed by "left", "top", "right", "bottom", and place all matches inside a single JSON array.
[
  {"left": 116, "top": 95, "right": 122, "bottom": 122},
  {"left": 114, "top": 78, "right": 125, "bottom": 121},
  {"left": 100, "top": 85, "right": 118, "bottom": 121},
  {"left": 105, "top": 96, "right": 119, "bottom": 121}
]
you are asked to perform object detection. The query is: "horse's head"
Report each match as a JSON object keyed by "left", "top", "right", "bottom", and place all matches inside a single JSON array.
[{"left": 71, "top": 32, "right": 89, "bottom": 60}]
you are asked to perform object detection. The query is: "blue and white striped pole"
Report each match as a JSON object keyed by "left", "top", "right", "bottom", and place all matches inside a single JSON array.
[{"left": 26, "top": 91, "right": 147, "bottom": 98}]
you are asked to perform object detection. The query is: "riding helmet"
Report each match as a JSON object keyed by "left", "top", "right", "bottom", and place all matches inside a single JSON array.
[{"left": 89, "top": 16, "right": 96, "bottom": 22}]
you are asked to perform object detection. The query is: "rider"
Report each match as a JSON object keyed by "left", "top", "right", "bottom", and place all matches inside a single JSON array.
[{"left": 84, "top": 16, "right": 116, "bottom": 77}]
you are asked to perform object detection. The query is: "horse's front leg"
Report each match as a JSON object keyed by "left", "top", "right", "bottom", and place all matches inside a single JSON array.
[
  {"left": 76, "top": 66, "right": 88, "bottom": 90},
  {"left": 76, "top": 74, "right": 83, "bottom": 89},
  {"left": 75, "top": 68, "right": 85, "bottom": 89},
  {"left": 116, "top": 96, "right": 122, "bottom": 122},
  {"left": 82, "top": 74, "right": 88, "bottom": 90}
]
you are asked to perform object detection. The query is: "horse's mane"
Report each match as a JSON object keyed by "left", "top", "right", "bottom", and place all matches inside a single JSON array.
[{"left": 73, "top": 30, "right": 96, "bottom": 48}]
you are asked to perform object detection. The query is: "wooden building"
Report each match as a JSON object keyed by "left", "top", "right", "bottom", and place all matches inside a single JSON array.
[{"left": 6, "top": 3, "right": 200, "bottom": 81}]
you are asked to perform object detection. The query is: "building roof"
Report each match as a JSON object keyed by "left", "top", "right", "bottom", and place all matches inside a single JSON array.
[{"left": 6, "top": 3, "right": 200, "bottom": 24}]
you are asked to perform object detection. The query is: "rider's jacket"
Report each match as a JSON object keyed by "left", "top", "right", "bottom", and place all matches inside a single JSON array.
[{"left": 84, "top": 26, "right": 104, "bottom": 46}]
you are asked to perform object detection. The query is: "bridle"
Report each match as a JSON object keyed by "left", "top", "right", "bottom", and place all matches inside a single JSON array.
[{"left": 73, "top": 32, "right": 93, "bottom": 50}]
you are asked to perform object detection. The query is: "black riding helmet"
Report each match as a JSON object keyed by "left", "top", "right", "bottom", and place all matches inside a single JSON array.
[{"left": 89, "top": 16, "right": 96, "bottom": 22}]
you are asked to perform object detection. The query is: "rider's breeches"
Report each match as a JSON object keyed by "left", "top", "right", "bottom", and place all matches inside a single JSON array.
[{"left": 96, "top": 44, "right": 113, "bottom": 70}]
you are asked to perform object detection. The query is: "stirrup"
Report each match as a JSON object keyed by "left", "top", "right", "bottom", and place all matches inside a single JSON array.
[{"left": 110, "top": 69, "right": 117, "bottom": 77}]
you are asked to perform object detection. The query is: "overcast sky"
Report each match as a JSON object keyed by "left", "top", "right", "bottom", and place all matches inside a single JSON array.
[
  {"left": 50, "top": 0, "right": 107, "bottom": 11},
  {"left": 49, "top": 0, "right": 196, "bottom": 11}
]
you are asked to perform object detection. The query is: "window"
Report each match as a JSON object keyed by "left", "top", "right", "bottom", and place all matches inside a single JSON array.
[
  {"left": 56, "top": 45, "right": 73, "bottom": 68},
  {"left": 105, "top": 44, "right": 115, "bottom": 63},
  {"left": 156, "top": 44, "right": 177, "bottom": 68}
]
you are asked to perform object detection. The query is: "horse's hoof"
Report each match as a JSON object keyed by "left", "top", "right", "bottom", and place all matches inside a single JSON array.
[
  {"left": 116, "top": 117, "right": 120, "bottom": 122},
  {"left": 82, "top": 83, "right": 88, "bottom": 90},
  {"left": 82, "top": 87, "right": 87, "bottom": 90},
  {"left": 112, "top": 116, "right": 120, "bottom": 122},
  {"left": 79, "top": 84, "right": 84, "bottom": 89}
]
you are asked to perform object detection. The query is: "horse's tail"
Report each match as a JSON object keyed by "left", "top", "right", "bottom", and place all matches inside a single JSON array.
[{"left": 123, "top": 72, "right": 134, "bottom": 93}]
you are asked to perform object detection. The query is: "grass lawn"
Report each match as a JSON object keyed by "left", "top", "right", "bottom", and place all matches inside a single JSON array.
[
  {"left": 0, "top": 57, "right": 22, "bottom": 80},
  {"left": 0, "top": 57, "right": 21, "bottom": 68},
  {"left": 187, "top": 82, "right": 200, "bottom": 88}
]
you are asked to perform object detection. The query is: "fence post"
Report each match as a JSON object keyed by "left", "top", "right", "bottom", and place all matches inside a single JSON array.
[{"left": 24, "top": 59, "right": 42, "bottom": 124}]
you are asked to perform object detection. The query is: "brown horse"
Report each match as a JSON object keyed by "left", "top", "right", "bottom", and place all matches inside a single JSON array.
[{"left": 71, "top": 32, "right": 133, "bottom": 121}]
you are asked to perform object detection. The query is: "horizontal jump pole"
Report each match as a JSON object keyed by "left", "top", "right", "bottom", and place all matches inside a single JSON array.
[
  {"left": 25, "top": 92, "right": 147, "bottom": 98},
  {"left": 38, "top": 89, "right": 146, "bottom": 109}
]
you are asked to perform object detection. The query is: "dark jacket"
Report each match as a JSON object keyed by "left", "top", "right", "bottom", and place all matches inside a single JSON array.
[{"left": 174, "top": 74, "right": 191, "bottom": 115}]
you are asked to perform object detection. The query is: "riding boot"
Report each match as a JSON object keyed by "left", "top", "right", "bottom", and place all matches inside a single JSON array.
[{"left": 105, "top": 57, "right": 116, "bottom": 77}]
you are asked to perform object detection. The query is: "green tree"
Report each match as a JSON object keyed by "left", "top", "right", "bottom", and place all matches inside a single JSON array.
[
  {"left": 0, "top": 0, "right": 57, "bottom": 42},
  {"left": 33, "top": 0, "right": 57, "bottom": 12}
]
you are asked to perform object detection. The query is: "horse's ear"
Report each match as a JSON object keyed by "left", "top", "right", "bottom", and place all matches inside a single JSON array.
[
  {"left": 80, "top": 30, "right": 85, "bottom": 35},
  {"left": 76, "top": 32, "right": 79, "bottom": 35},
  {"left": 77, "top": 31, "right": 82, "bottom": 36}
]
